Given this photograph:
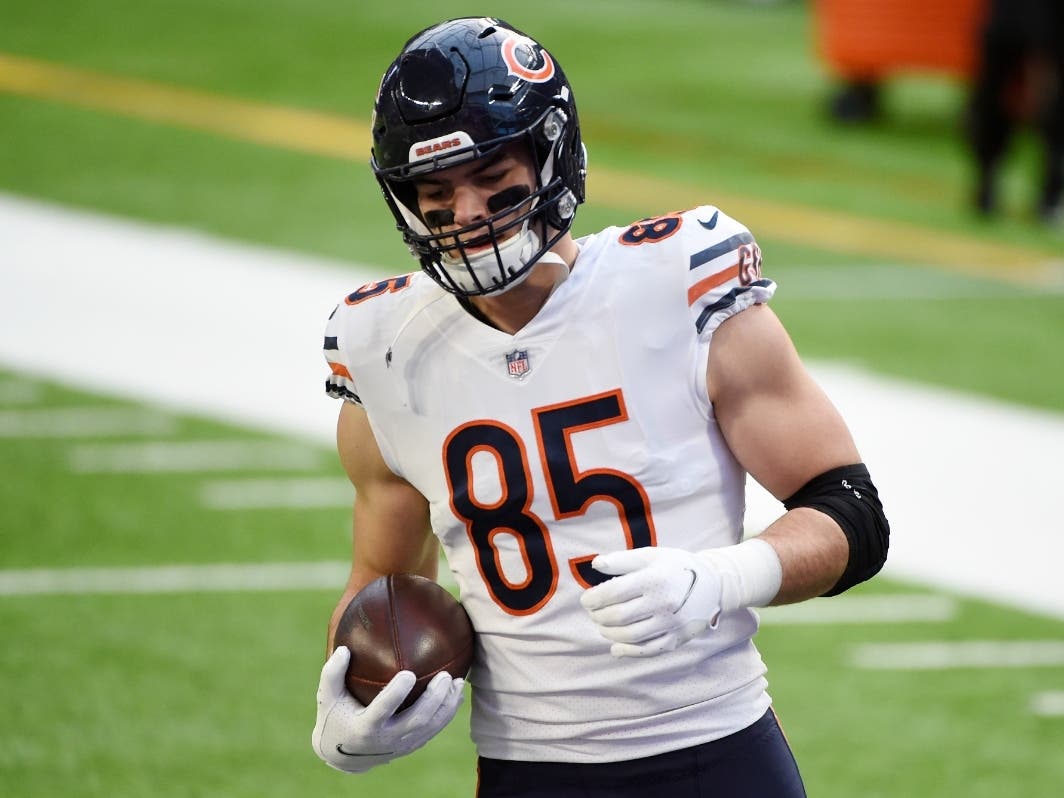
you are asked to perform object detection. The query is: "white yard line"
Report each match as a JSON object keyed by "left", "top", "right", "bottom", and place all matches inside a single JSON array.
[
  {"left": 778, "top": 264, "right": 1055, "bottom": 299},
  {"left": 0, "top": 407, "right": 177, "bottom": 437},
  {"left": 0, "top": 562, "right": 353, "bottom": 595},
  {"left": 0, "top": 561, "right": 950, "bottom": 627},
  {"left": 741, "top": 367, "right": 1064, "bottom": 622},
  {"left": 67, "top": 439, "right": 328, "bottom": 473},
  {"left": 200, "top": 476, "right": 353, "bottom": 509},
  {"left": 850, "top": 641, "right": 1064, "bottom": 670},
  {"left": 0, "top": 194, "right": 358, "bottom": 443},
  {"left": 0, "top": 562, "right": 459, "bottom": 595},
  {"left": 1030, "top": 691, "right": 1064, "bottom": 717},
  {"left": 758, "top": 594, "right": 956, "bottom": 625},
  {"left": 2, "top": 194, "right": 1064, "bottom": 619}
]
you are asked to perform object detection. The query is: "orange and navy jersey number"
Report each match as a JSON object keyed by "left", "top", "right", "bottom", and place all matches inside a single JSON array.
[
  {"left": 443, "top": 389, "right": 657, "bottom": 616},
  {"left": 617, "top": 210, "right": 771, "bottom": 335},
  {"left": 619, "top": 212, "right": 683, "bottom": 246},
  {"left": 344, "top": 275, "right": 413, "bottom": 305}
]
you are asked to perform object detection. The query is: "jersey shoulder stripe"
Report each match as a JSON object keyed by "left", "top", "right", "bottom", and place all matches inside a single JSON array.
[
  {"left": 688, "top": 230, "right": 756, "bottom": 271},
  {"left": 604, "top": 205, "right": 776, "bottom": 337},
  {"left": 694, "top": 279, "right": 776, "bottom": 334},
  {"left": 680, "top": 206, "right": 775, "bottom": 335},
  {"left": 322, "top": 271, "right": 430, "bottom": 404},
  {"left": 324, "top": 305, "right": 361, "bottom": 404}
]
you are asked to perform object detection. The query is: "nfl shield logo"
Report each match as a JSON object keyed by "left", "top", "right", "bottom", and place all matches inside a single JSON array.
[{"left": 505, "top": 349, "right": 531, "bottom": 378}]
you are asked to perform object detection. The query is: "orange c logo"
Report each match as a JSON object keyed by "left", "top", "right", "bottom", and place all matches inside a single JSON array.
[{"left": 501, "top": 36, "right": 556, "bottom": 83}]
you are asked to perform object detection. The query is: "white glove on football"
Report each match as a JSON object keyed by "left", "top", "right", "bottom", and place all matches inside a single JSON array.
[
  {"left": 580, "top": 546, "right": 725, "bottom": 658},
  {"left": 311, "top": 646, "right": 465, "bottom": 774}
]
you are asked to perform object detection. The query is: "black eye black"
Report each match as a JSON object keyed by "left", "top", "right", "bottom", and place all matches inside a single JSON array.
[{"left": 424, "top": 209, "right": 455, "bottom": 228}]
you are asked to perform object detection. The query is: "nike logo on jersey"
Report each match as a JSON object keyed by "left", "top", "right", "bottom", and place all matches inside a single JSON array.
[
  {"left": 337, "top": 744, "right": 395, "bottom": 758},
  {"left": 698, "top": 211, "right": 719, "bottom": 230}
]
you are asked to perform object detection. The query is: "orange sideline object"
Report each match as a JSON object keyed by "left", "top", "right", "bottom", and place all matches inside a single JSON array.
[{"left": 814, "top": 0, "right": 989, "bottom": 80}]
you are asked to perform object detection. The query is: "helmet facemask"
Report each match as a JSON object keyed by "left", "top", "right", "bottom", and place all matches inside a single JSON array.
[
  {"left": 376, "top": 106, "right": 580, "bottom": 297},
  {"left": 370, "top": 16, "right": 586, "bottom": 297}
]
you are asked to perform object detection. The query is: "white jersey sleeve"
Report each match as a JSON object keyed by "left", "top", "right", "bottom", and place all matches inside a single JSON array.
[
  {"left": 323, "top": 302, "right": 361, "bottom": 405},
  {"left": 679, "top": 206, "right": 776, "bottom": 337},
  {"left": 612, "top": 204, "right": 776, "bottom": 416},
  {"left": 323, "top": 273, "right": 423, "bottom": 406},
  {"left": 612, "top": 204, "right": 775, "bottom": 335}
]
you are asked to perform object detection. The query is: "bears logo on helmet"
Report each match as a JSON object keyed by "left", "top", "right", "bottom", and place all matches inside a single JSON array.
[{"left": 501, "top": 35, "right": 556, "bottom": 83}]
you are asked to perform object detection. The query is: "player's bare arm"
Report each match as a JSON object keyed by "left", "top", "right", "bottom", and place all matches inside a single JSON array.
[
  {"left": 328, "top": 401, "right": 439, "bottom": 652},
  {"left": 312, "top": 402, "right": 464, "bottom": 776},
  {"left": 581, "top": 298, "right": 884, "bottom": 658},
  {"left": 708, "top": 303, "right": 859, "bottom": 603}
]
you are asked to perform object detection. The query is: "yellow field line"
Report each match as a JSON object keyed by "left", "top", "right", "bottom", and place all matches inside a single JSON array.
[
  {"left": 590, "top": 170, "right": 1063, "bottom": 286},
  {"left": 0, "top": 52, "right": 365, "bottom": 159},
  {"left": 1, "top": 52, "right": 1060, "bottom": 286}
]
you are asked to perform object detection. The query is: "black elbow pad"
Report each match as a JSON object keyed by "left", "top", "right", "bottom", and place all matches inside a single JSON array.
[{"left": 783, "top": 463, "right": 890, "bottom": 596}]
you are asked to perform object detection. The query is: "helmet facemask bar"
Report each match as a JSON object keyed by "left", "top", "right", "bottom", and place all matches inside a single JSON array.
[{"left": 374, "top": 106, "right": 580, "bottom": 297}]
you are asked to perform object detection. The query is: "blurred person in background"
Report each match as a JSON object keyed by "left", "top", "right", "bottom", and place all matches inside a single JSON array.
[
  {"left": 966, "top": 0, "right": 1064, "bottom": 222},
  {"left": 311, "top": 16, "right": 890, "bottom": 797}
]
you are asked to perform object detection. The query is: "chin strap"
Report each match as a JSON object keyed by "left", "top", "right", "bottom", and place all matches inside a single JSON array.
[{"left": 536, "top": 249, "right": 568, "bottom": 267}]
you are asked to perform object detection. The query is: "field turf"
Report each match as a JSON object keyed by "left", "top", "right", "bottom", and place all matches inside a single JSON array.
[{"left": 1, "top": 1, "right": 1062, "bottom": 796}]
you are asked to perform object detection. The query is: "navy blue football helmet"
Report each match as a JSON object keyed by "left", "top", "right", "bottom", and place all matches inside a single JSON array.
[{"left": 371, "top": 17, "right": 587, "bottom": 296}]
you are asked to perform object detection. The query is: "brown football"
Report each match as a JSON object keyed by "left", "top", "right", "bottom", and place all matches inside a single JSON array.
[{"left": 332, "top": 573, "right": 475, "bottom": 711}]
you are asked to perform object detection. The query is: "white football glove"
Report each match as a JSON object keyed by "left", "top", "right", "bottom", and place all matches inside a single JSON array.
[
  {"left": 311, "top": 646, "right": 465, "bottom": 774},
  {"left": 580, "top": 546, "right": 725, "bottom": 658},
  {"left": 579, "top": 541, "right": 782, "bottom": 658}
]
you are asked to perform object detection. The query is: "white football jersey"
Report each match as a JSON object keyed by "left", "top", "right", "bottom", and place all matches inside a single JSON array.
[{"left": 325, "top": 205, "right": 778, "bottom": 762}]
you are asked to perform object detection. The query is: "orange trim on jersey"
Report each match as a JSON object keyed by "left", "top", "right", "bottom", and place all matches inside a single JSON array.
[
  {"left": 442, "top": 419, "right": 559, "bottom": 617},
  {"left": 687, "top": 263, "right": 739, "bottom": 305},
  {"left": 463, "top": 443, "right": 509, "bottom": 512},
  {"left": 487, "top": 527, "right": 536, "bottom": 591},
  {"left": 569, "top": 555, "right": 598, "bottom": 590},
  {"left": 343, "top": 275, "right": 412, "bottom": 305},
  {"left": 533, "top": 389, "right": 658, "bottom": 584},
  {"left": 327, "top": 361, "right": 352, "bottom": 379},
  {"left": 618, "top": 212, "right": 684, "bottom": 247}
]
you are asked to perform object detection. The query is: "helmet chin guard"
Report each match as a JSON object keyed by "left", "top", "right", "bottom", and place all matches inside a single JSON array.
[
  {"left": 371, "top": 18, "right": 586, "bottom": 297},
  {"left": 435, "top": 221, "right": 570, "bottom": 296}
]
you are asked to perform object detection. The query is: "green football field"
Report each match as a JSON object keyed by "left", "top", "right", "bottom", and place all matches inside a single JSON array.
[{"left": 2, "top": 1, "right": 1063, "bottom": 796}]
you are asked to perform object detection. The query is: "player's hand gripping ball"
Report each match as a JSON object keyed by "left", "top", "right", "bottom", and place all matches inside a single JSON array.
[{"left": 332, "top": 573, "right": 475, "bottom": 711}]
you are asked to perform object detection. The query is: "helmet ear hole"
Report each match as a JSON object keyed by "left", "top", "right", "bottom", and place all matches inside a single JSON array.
[{"left": 542, "top": 109, "right": 566, "bottom": 142}]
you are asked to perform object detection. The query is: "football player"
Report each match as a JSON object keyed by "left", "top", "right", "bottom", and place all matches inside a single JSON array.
[
  {"left": 312, "top": 17, "right": 889, "bottom": 797},
  {"left": 967, "top": 0, "right": 1063, "bottom": 222}
]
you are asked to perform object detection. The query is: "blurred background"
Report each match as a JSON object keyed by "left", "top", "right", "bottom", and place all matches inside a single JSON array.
[{"left": 1, "top": 1, "right": 1062, "bottom": 796}]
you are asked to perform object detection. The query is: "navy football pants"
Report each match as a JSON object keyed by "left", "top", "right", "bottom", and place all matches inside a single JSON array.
[{"left": 475, "top": 709, "right": 807, "bottom": 797}]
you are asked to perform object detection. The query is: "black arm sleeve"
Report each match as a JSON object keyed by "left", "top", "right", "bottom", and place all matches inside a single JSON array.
[{"left": 783, "top": 463, "right": 890, "bottom": 597}]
